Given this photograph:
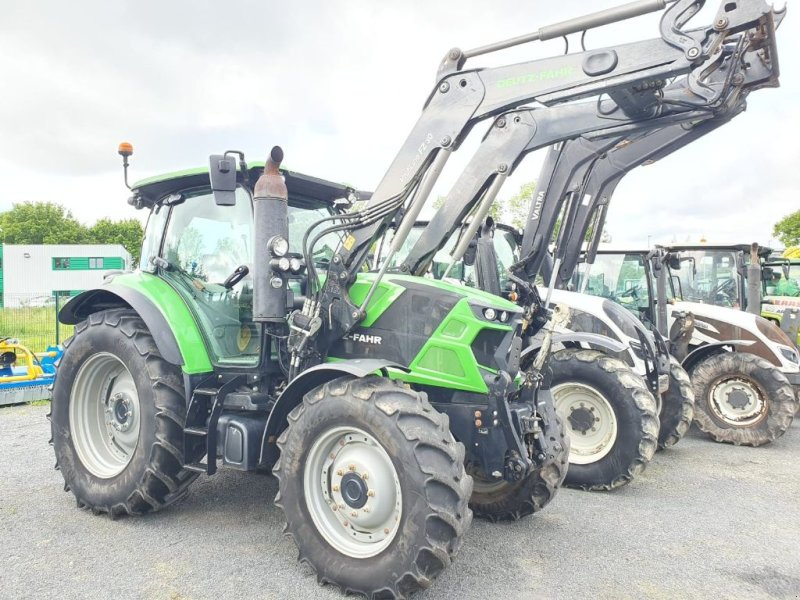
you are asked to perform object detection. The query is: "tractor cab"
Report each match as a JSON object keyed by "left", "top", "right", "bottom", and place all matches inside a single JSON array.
[
  {"left": 119, "top": 163, "right": 354, "bottom": 368},
  {"left": 660, "top": 244, "right": 770, "bottom": 310}
]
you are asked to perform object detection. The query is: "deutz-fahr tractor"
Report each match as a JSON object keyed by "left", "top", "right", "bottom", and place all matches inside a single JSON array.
[{"left": 49, "top": 0, "right": 785, "bottom": 596}]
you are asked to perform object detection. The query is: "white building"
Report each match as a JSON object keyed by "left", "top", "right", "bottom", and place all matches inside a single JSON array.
[{"left": 0, "top": 244, "right": 132, "bottom": 308}]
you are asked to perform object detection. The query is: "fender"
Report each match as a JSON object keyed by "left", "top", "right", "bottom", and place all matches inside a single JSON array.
[
  {"left": 681, "top": 340, "right": 754, "bottom": 374},
  {"left": 59, "top": 285, "right": 184, "bottom": 366},
  {"left": 259, "top": 359, "right": 407, "bottom": 466},
  {"left": 520, "top": 332, "right": 629, "bottom": 366}
]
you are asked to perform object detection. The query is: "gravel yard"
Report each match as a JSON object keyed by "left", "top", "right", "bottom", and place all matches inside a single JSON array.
[{"left": 2, "top": 403, "right": 798, "bottom": 600}]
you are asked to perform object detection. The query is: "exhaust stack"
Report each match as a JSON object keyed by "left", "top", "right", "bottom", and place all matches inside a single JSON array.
[{"left": 253, "top": 146, "right": 289, "bottom": 323}]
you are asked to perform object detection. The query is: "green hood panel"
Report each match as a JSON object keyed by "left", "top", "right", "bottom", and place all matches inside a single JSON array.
[{"left": 112, "top": 273, "right": 213, "bottom": 374}]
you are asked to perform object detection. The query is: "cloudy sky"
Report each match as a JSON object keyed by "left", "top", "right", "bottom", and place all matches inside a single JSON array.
[{"left": 1, "top": 1, "right": 797, "bottom": 247}]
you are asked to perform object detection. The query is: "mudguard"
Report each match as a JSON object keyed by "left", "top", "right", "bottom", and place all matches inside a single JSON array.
[
  {"left": 59, "top": 285, "right": 183, "bottom": 366},
  {"left": 259, "top": 359, "right": 407, "bottom": 465},
  {"left": 681, "top": 340, "right": 754, "bottom": 373},
  {"left": 521, "top": 332, "right": 628, "bottom": 366}
]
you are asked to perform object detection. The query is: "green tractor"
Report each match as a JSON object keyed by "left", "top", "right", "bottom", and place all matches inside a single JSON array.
[
  {"left": 48, "top": 1, "right": 782, "bottom": 595},
  {"left": 50, "top": 149, "right": 567, "bottom": 597}
]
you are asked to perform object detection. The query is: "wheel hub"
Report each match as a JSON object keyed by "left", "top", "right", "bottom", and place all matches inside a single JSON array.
[
  {"left": 726, "top": 388, "right": 752, "bottom": 411},
  {"left": 552, "top": 382, "right": 618, "bottom": 465},
  {"left": 568, "top": 405, "right": 596, "bottom": 435},
  {"left": 304, "top": 427, "right": 403, "bottom": 559},
  {"left": 107, "top": 392, "right": 135, "bottom": 432},
  {"left": 69, "top": 352, "right": 140, "bottom": 479},
  {"left": 340, "top": 472, "right": 369, "bottom": 509},
  {"left": 709, "top": 377, "right": 766, "bottom": 427}
]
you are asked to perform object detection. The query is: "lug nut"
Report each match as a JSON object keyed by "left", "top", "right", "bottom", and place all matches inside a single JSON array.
[
  {"left": 368, "top": 490, "right": 375, "bottom": 498},
  {"left": 351, "top": 511, "right": 358, "bottom": 517},
  {"left": 336, "top": 469, "right": 344, "bottom": 476},
  {"left": 333, "top": 485, "right": 339, "bottom": 492},
  {"left": 348, "top": 464, "right": 356, "bottom": 471},
  {"left": 362, "top": 472, "right": 368, "bottom": 480},
  {"left": 384, "top": 528, "right": 390, "bottom": 534}
]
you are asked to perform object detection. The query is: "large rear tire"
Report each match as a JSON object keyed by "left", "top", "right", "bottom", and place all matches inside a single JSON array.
[
  {"left": 550, "top": 349, "right": 659, "bottom": 491},
  {"left": 50, "top": 309, "right": 198, "bottom": 517},
  {"left": 657, "top": 357, "right": 695, "bottom": 449},
  {"left": 274, "top": 376, "right": 472, "bottom": 599},
  {"left": 690, "top": 351, "right": 796, "bottom": 446}
]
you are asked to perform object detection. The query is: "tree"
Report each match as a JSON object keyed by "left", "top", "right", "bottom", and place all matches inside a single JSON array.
[
  {"left": 493, "top": 181, "right": 536, "bottom": 229},
  {"left": 0, "top": 202, "right": 88, "bottom": 244},
  {"left": 773, "top": 209, "right": 800, "bottom": 247},
  {"left": 88, "top": 218, "right": 144, "bottom": 266}
]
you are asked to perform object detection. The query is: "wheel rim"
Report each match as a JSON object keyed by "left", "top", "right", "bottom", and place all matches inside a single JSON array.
[
  {"left": 552, "top": 382, "right": 617, "bottom": 465},
  {"left": 69, "top": 352, "right": 140, "bottom": 479},
  {"left": 303, "top": 426, "right": 402, "bottom": 559},
  {"left": 708, "top": 377, "right": 767, "bottom": 427}
]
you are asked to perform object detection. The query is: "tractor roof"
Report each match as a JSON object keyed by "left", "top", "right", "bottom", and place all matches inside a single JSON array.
[
  {"left": 130, "top": 162, "right": 359, "bottom": 208},
  {"left": 660, "top": 243, "right": 772, "bottom": 257}
]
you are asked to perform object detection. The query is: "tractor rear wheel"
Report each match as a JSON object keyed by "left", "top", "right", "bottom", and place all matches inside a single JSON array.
[
  {"left": 51, "top": 309, "right": 198, "bottom": 517},
  {"left": 274, "top": 376, "right": 472, "bottom": 599},
  {"left": 657, "top": 357, "right": 695, "bottom": 449},
  {"left": 550, "top": 349, "right": 659, "bottom": 491},
  {"left": 690, "top": 351, "right": 796, "bottom": 446}
]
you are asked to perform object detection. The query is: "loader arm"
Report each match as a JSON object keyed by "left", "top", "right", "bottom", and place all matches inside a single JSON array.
[
  {"left": 292, "top": 0, "right": 781, "bottom": 370},
  {"left": 401, "top": 34, "right": 756, "bottom": 281}
]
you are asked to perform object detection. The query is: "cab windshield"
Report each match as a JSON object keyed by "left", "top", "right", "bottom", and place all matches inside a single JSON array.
[
  {"left": 576, "top": 253, "right": 652, "bottom": 320},
  {"left": 669, "top": 249, "right": 741, "bottom": 308}
]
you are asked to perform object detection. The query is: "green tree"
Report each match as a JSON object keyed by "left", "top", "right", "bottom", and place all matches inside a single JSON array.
[
  {"left": 493, "top": 181, "right": 536, "bottom": 229},
  {"left": 0, "top": 202, "right": 88, "bottom": 244},
  {"left": 88, "top": 218, "right": 144, "bottom": 266},
  {"left": 773, "top": 210, "right": 800, "bottom": 247}
]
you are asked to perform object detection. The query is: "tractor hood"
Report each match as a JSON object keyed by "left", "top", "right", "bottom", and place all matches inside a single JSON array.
[{"left": 668, "top": 301, "right": 800, "bottom": 372}]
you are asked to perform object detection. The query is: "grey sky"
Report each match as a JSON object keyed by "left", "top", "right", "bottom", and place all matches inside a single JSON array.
[{"left": 1, "top": 1, "right": 797, "bottom": 247}]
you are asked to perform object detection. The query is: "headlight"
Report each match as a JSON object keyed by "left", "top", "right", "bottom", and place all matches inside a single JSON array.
[
  {"left": 269, "top": 235, "right": 289, "bottom": 257},
  {"left": 289, "top": 257, "right": 302, "bottom": 273},
  {"left": 778, "top": 345, "right": 799, "bottom": 365},
  {"left": 277, "top": 257, "right": 291, "bottom": 271},
  {"left": 484, "top": 308, "right": 497, "bottom": 321}
]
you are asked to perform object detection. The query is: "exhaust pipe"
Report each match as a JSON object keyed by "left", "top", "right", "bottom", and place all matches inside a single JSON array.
[{"left": 253, "top": 146, "right": 289, "bottom": 323}]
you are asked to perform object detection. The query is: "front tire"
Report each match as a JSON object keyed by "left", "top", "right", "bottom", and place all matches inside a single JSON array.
[
  {"left": 690, "top": 351, "right": 796, "bottom": 446},
  {"left": 274, "top": 376, "right": 472, "bottom": 599},
  {"left": 51, "top": 309, "right": 198, "bottom": 517},
  {"left": 550, "top": 349, "right": 659, "bottom": 491},
  {"left": 657, "top": 357, "right": 695, "bottom": 449},
  {"left": 469, "top": 404, "right": 569, "bottom": 522}
]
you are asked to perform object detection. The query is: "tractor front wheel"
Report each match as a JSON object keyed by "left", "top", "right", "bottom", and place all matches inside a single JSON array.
[
  {"left": 690, "top": 351, "right": 796, "bottom": 446},
  {"left": 274, "top": 376, "right": 472, "bottom": 599},
  {"left": 550, "top": 349, "right": 659, "bottom": 491},
  {"left": 51, "top": 309, "right": 198, "bottom": 517},
  {"left": 657, "top": 357, "right": 695, "bottom": 449},
  {"left": 469, "top": 405, "right": 569, "bottom": 522}
]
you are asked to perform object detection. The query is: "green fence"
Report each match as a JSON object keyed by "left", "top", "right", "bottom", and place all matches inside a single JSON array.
[{"left": 0, "top": 293, "right": 74, "bottom": 352}]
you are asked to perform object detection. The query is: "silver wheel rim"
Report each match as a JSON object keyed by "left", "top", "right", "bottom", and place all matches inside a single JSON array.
[
  {"left": 553, "top": 382, "right": 618, "bottom": 465},
  {"left": 709, "top": 377, "right": 767, "bottom": 427},
  {"left": 69, "top": 353, "right": 140, "bottom": 479},
  {"left": 303, "top": 426, "right": 402, "bottom": 559}
]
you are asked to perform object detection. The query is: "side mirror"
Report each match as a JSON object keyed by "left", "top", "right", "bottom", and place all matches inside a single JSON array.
[
  {"left": 209, "top": 154, "right": 238, "bottom": 206},
  {"left": 667, "top": 253, "right": 681, "bottom": 270}
]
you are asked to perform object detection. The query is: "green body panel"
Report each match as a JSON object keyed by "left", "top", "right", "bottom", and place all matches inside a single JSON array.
[
  {"left": 331, "top": 273, "right": 517, "bottom": 394},
  {"left": 112, "top": 273, "right": 213, "bottom": 374},
  {"left": 400, "top": 299, "right": 511, "bottom": 393}
]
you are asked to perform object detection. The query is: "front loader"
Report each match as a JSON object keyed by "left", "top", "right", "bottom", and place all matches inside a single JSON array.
[
  {"left": 392, "top": 15, "right": 776, "bottom": 489},
  {"left": 49, "top": 1, "right": 785, "bottom": 597}
]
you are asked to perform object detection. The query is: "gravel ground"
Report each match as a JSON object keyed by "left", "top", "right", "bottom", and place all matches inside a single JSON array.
[{"left": 2, "top": 403, "right": 799, "bottom": 600}]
